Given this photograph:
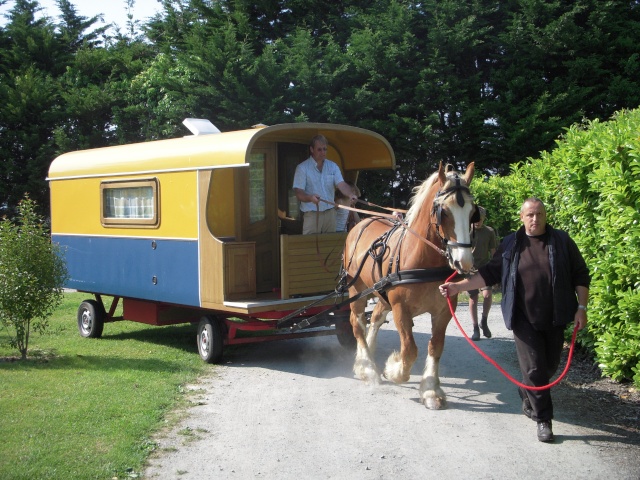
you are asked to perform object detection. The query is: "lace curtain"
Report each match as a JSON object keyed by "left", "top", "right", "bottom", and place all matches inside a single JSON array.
[{"left": 104, "top": 186, "right": 154, "bottom": 219}]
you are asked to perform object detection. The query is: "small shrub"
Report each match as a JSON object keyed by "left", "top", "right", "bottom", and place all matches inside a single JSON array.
[{"left": 0, "top": 195, "right": 68, "bottom": 359}]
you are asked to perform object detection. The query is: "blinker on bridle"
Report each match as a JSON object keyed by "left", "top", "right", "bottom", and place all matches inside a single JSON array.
[{"left": 431, "top": 173, "right": 478, "bottom": 251}]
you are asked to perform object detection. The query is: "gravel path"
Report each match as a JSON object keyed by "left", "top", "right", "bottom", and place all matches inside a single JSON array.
[{"left": 143, "top": 305, "right": 640, "bottom": 480}]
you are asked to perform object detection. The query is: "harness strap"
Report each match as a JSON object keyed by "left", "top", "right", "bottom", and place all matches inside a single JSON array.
[
  {"left": 280, "top": 266, "right": 454, "bottom": 331},
  {"left": 394, "top": 216, "right": 446, "bottom": 255},
  {"left": 275, "top": 290, "right": 343, "bottom": 329}
]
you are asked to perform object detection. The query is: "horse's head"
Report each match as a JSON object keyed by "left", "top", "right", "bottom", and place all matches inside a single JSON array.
[{"left": 432, "top": 162, "right": 477, "bottom": 273}]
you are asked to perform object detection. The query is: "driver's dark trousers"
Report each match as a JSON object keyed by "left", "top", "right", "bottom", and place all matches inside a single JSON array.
[{"left": 512, "top": 315, "right": 566, "bottom": 422}]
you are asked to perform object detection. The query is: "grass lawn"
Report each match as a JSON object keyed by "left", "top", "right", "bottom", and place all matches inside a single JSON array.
[{"left": 0, "top": 292, "right": 212, "bottom": 480}]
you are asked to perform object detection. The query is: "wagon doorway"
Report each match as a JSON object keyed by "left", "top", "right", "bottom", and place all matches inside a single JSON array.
[
  {"left": 237, "top": 146, "right": 278, "bottom": 293},
  {"left": 277, "top": 143, "right": 307, "bottom": 223}
]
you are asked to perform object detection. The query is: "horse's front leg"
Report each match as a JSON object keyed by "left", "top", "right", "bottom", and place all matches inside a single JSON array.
[
  {"left": 364, "top": 299, "right": 390, "bottom": 355},
  {"left": 420, "top": 310, "right": 451, "bottom": 409},
  {"left": 351, "top": 296, "right": 381, "bottom": 384},
  {"left": 383, "top": 304, "right": 418, "bottom": 384}
]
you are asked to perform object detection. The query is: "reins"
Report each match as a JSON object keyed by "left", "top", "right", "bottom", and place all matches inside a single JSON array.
[
  {"left": 356, "top": 198, "right": 408, "bottom": 215},
  {"left": 313, "top": 172, "right": 473, "bottom": 279},
  {"left": 318, "top": 197, "right": 446, "bottom": 256},
  {"left": 395, "top": 216, "right": 446, "bottom": 256},
  {"left": 312, "top": 202, "right": 341, "bottom": 273},
  {"left": 444, "top": 271, "right": 578, "bottom": 391},
  {"left": 319, "top": 197, "right": 399, "bottom": 220}
]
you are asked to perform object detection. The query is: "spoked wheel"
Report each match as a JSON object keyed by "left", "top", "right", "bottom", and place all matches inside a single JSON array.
[
  {"left": 197, "top": 316, "right": 224, "bottom": 363},
  {"left": 77, "top": 300, "right": 106, "bottom": 338},
  {"left": 335, "top": 319, "right": 357, "bottom": 350}
]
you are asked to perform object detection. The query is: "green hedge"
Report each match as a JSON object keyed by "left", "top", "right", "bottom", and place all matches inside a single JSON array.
[{"left": 472, "top": 108, "right": 640, "bottom": 387}]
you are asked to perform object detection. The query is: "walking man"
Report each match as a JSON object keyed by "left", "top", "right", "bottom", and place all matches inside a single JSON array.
[
  {"left": 439, "top": 198, "right": 590, "bottom": 442},
  {"left": 469, "top": 206, "right": 497, "bottom": 340}
]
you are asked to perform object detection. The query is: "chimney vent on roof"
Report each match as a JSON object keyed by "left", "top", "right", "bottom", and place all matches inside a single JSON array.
[{"left": 182, "top": 118, "right": 221, "bottom": 136}]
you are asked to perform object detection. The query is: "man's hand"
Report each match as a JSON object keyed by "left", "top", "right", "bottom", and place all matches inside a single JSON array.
[
  {"left": 574, "top": 309, "right": 587, "bottom": 330},
  {"left": 439, "top": 283, "right": 458, "bottom": 297}
]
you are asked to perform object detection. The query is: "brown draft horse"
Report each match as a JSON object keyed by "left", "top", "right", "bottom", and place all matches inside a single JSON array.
[{"left": 342, "top": 162, "right": 476, "bottom": 409}]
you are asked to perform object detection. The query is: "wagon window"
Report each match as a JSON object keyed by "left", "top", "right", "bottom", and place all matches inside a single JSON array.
[
  {"left": 100, "top": 179, "right": 159, "bottom": 227},
  {"left": 248, "top": 153, "right": 266, "bottom": 224}
]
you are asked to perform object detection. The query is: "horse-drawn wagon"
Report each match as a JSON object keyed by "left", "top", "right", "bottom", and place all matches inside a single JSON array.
[{"left": 48, "top": 120, "right": 395, "bottom": 362}]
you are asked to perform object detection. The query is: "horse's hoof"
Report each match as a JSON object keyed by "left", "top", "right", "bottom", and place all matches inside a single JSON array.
[
  {"left": 366, "top": 374, "right": 382, "bottom": 386},
  {"left": 383, "top": 366, "right": 410, "bottom": 384},
  {"left": 354, "top": 362, "right": 380, "bottom": 384},
  {"left": 383, "top": 351, "right": 410, "bottom": 384},
  {"left": 422, "top": 396, "right": 447, "bottom": 410},
  {"left": 356, "top": 370, "right": 381, "bottom": 385},
  {"left": 421, "top": 390, "right": 447, "bottom": 410}
]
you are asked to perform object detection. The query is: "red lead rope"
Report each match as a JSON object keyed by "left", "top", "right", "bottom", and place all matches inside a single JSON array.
[{"left": 444, "top": 272, "right": 578, "bottom": 391}]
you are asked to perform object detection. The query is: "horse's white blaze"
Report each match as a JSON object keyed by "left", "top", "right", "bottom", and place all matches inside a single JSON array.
[{"left": 449, "top": 201, "right": 475, "bottom": 273}]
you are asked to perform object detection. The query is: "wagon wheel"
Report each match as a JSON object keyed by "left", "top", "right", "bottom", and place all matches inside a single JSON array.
[
  {"left": 335, "top": 319, "right": 356, "bottom": 350},
  {"left": 197, "top": 316, "right": 224, "bottom": 364},
  {"left": 77, "top": 299, "right": 106, "bottom": 338}
]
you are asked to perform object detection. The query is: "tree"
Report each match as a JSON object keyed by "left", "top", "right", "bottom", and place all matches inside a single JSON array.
[
  {"left": 488, "top": 0, "right": 640, "bottom": 164},
  {"left": 0, "top": 66, "right": 59, "bottom": 217},
  {"left": 0, "top": 0, "right": 150, "bottom": 216},
  {"left": 0, "top": 196, "right": 67, "bottom": 360},
  {"left": 3, "top": 0, "right": 640, "bottom": 214},
  {"left": 56, "top": 0, "right": 109, "bottom": 52}
]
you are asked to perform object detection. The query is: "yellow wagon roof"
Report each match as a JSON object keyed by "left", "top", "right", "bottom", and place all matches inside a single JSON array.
[{"left": 48, "top": 123, "right": 395, "bottom": 180}]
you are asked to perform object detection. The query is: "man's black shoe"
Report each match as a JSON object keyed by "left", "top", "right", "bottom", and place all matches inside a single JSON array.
[
  {"left": 537, "top": 420, "right": 554, "bottom": 443},
  {"left": 471, "top": 325, "right": 480, "bottom": 341},
  {"left": 480, "top": 317, "right": 492, "bottom": 338}
]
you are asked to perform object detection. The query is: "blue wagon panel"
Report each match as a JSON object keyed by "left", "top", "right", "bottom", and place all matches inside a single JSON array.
[{"left": 54, "top": 234, "right": 200, "bottom": 307}]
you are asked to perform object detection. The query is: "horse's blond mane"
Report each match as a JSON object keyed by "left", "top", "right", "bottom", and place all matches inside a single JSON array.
[
  {"left": 405, "top": 166, "right": 470, "bottom": 225},
  {"left": 405, "top": 170, "right": 440, "bottom": 224}
]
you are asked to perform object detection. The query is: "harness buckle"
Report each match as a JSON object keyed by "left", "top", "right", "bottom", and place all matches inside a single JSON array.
[{"left": 373, "top": 277, "right": 392, "bottom": 292}]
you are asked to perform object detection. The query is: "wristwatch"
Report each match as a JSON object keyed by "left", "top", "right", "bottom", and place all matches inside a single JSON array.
[{"left": 578, "top": 304, "right": 588, "bottom": 312}]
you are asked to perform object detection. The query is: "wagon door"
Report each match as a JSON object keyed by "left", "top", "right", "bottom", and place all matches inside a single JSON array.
[{"left": 236, "top": 146, "right": 278, "bottom": 293}]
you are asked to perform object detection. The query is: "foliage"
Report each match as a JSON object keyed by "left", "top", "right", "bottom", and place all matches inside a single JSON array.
[
  {"left": 546, "top": 110, "right": 640, "bottom": 386},
  {"left": 0, "top": 0, "right": 154, "bottom": 216},
  {"left": 0, "top": 196, "right": 67, "bottom": 359},
  {"left": 475, "top": 108, "right": 640, "bottom": 386},
  {"left": 1, "top": 0, "right": 640, "bottom": 212},
  {"left": 470, "top": 172, "right": 527, "bottom": 240}
]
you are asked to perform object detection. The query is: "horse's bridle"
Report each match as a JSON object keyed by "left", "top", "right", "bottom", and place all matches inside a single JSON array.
[{"left": 431, "top": 173, "right": 478, "bottom": 251}]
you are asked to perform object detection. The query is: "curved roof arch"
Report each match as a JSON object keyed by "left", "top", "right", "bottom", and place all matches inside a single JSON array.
[{"left": 48, "top": 123, "right": 395, "bottom": 181}]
